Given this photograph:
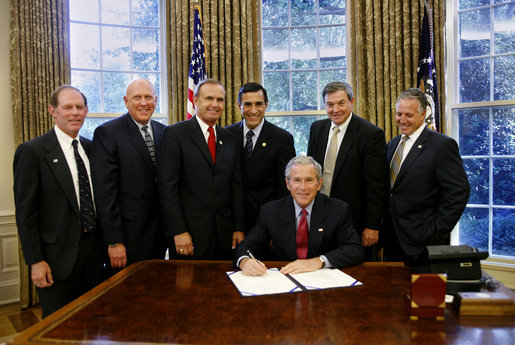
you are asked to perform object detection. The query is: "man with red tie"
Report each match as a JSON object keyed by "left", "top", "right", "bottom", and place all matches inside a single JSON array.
[
  {"left": 234, "top": 156, "right": 363, "bottom": 276},
  {"left": 158, "top": 79, "right": 245, "bottom": 260}
]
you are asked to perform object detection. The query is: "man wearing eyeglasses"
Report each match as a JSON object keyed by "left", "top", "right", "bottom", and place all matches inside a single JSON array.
[{"left": 234, "top": 156, "right": 363, "bottom": 276}]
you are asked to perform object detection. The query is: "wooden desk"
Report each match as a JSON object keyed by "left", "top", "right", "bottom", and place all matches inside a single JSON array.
[{"left": 12, "top": 260, "right": 515, "bottom": 345}]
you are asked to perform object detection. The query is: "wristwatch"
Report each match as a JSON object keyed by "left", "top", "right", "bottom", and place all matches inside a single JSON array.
[{"left": 318, "top": 256, "right": 326, "bottom": 268}]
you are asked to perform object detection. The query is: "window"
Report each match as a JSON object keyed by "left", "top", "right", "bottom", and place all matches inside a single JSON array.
[
  {"left": 69, "top": 0, "right": 166, "bottom": 139},
  {"left": 261, "top": 0, "right": 347, "bottom": 154},
  {"left": 449, "top": 0, "right": 514, "bottom": 260}
]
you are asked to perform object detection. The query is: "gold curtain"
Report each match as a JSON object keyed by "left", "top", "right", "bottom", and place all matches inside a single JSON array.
[
  {"left": 348, "top": 0, "right": 445, "bottom": 140},
  {"left": 10, "top": 0, "right": 70, "bottom": 308},
  {"left": 167, "top": 0, "right": 261, "bottom": 126}
]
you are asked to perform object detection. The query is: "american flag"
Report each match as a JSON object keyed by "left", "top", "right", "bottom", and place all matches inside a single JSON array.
[
  {"left": 187, "top": 2, "right": 208, "bottom": 119},
  {"left": 417, "top": 0, "right": 439, "bottom": 132}
]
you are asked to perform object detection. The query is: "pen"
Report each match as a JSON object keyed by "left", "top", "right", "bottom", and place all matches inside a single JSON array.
[{"left": 247, "top": 249, "right": 258, "bottom": 261}]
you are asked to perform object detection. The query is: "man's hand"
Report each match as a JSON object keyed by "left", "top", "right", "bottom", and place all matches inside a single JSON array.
[
  {"left": 232, "top": 231, "right": 245, "bottom": 249},
  {"left": 280, "top": 258, "right": 324, "bottom": 275},
  {"left": 31, "top": 261, "right": 54, "bottom": 288},
  {"left": 240, "top": 257, "right": 267, "bottom": 276},
  {"left": 175, "top": 232, "right": 194, "bottom": 256},
  {"left": 362, "top": 228, "right": 379, "bottom": 247},
  {"left": 108, "top": 243, "right": 127, "bottom": 268}
]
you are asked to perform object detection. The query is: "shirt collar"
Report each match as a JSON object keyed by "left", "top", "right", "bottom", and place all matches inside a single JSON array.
[
  {"left": 405, "top": 123, "right": 426, "bottom": 142},
  {"left": 292, "top": 197, "right": 315, "bottom": 217},
  {"left": 54, "top": 125, "right": 79, "bottom": 147},
  {"left": 243, "top": 118, "right": 264, "bottom": 139},
  {"left": 331, "top": 113, "right": 353, "bottom": 132}
]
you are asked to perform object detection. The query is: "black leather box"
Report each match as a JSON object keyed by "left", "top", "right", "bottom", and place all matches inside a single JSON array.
[{"left": 427, "top": 245, "right": 489, "bottom": 280}]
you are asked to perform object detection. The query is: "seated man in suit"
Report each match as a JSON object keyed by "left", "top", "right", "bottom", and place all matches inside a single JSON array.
[
  {"left": 13, "top": 85, "right": 103, "bottom": 317},
  {"left": 384, "top": 88, "right": 470, "bottom": 268},
  {"left": 226, "top": 82, "right": 296, "bottom": 233},
  {"left": 234, "top": 156, "right": 364, "bottom": 276}
]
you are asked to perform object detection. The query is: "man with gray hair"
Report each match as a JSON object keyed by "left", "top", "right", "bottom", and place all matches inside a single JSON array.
[
  {"left": 234, "top": 156, "right": 363, "bottom": 276},
  {"left": 384, "top": 88, "right": 469, "bottom": 267},
  {"left": 307, "top": 81, "right": 388, "bottom": 261}
]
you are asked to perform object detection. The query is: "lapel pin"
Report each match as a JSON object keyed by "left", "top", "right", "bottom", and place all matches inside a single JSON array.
[
  {"left": 418, "top": 145, "right": 422, "bottom": 149},
  {"left": 53, "top": 159, "right": 58, "bottom": 163},
  {"left": 262, "top": 142, "right": 267, "bottom": 147},
  {"left": 318, "top": 228, "right": 323, "bottom": 232},
  {"left": 219, "top": 140, "right": 223, "bottom": 145}
]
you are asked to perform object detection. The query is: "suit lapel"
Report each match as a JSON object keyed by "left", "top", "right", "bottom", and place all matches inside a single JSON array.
[
  {"left": 307, "top": 194, "right": 327, "bottom": 258},
  {"left": 387, "top": 135, "right": 401, "bottom": 163},
  {"left": 124, "top": 114, "right": 156, "bottom": 173},
  {"left": 152, "top": 120, "right": 165, "bottom": 149},
  {"left": 278, "top": 196, "right": 299, "bottom": 259},
  {"left": 245, "top": 120, "right": 271, "bottom": 172},
  {"left": 44, "top": 130, "right": 80, "bottom": 216},
  {"left": 332, "top": 114, "right": 359, "bottom": 181},
  {"left": 189, "top": 117, "right": 214, "bottom": 167},
  {"left": 315, "top": 120, "right": 331, "bottom": 163},
  {"left": 394, "top": 128, "right": 429, "bottom": 186}
]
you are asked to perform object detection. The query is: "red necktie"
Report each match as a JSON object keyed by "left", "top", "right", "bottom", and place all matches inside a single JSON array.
[
  {"left": 296, "top": 209, "right": 308, "bottom": 259},
  {"left": 208, "top": 126, "right": 216, "bottom": 163}
]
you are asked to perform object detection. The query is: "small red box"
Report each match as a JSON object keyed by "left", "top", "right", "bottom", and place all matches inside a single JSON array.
[{"left": 408, "top": 273, "right": 447, "bottom": 320}]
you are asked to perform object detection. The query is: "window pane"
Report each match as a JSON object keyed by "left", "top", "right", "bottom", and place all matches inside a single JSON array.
[
  {"left": 463, "top": 158, "right": 489, "bottom": 204},
  {"left": 292, "top": 71, "right": 317, "bottom": 111},
  {"left": 457, "top": 108, "right": 489, "bottom": 155},
  {"left": 267, "top": 115, "right": 326, "bottom": 155},
  {"left": 459, "top": 0, "right": 490, "bottom": 10},
  {"left": 459, "top": 58, "right": 490, "bottom": 102},
  {"left": 131, "top": 0, "right": 159, "bottom": 27},
  {"left": 291, "top": 0, "right": 316, "bottom": 26},
  {"left": 102, "top": 27, "right": 131, "bottom": 71},
  {"left": 263, "top": 72, "right": 290, "bottom": 111},
  {"left": 133, "top": 29, "right": 159, "bottom": 71},
  {"left": 80, "top": 118, "right": 113, "bottom": 140},
  {"left": 133, "top": 73, "right": 161, "bottom": 113},
  {"left": 70, "top": 23, "right": 100, "bottom": 69},
  {"left": 320, "top": 26, "right": 345, "bottom": 68},
  {"left": 70, "top": 0, "right": 99, "bottom": 21},
  {"left": 458, "top": 207, "right": 489, "bottom": 252},
  {"left": 262, "top": 0, "right": 288, "bottom": 27},
  {"left": 319, "top": 0, "right": 345, "bottom": 25},
  {"left": 492, "top": 208, "right": 514, "bottom": 256},
  {"left": 291, "top": 28, "right": 317, "bottom": 69},
  {"left": 103, "top": 72, "right": 131, "bottom": 113},
  {"left": 263, "top": 29, "right": 289, "bottom": 70},
  {"left": 493, "top": 158, "right": 514, "bottom": 205},
  {"left": 494, "top": 55, "right": 515, "bottom": 100},
  {"left": 319, "top": 69, "right": 346, "bottom": 105},
  {"left": 493, "top": 106, "right": 515, "bottom": 155},
  {"left": 494, "top": 4, "right": 515, "bottom": 54},
  {"left": 459, "top": 9, "right": 490, "bottom": 58},
  {"left": 101, "top": 0, "right": 129, "bottom": 25},
  {"left": 71, "top": 71, "right": 101, "bottom": 113}
]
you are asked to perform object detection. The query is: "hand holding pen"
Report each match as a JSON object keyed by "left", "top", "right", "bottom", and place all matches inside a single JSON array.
[{"left": 240, "top": 249, "right": 268, "bottom": 276}]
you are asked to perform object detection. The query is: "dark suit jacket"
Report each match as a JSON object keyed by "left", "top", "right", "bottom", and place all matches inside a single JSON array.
[
  {"left": 157, "top": 116, "right": 244, "bottom": 258},
  {"left": 225, "top": 119, "right": 296, "bottom": 233},
  {"left": 234, "top": 193, "right": 364, "bottom": 268},
  {"left": 91, "top": 113, "right": 166, "bottom": 262},
  {"left": 13, "top": 129, "right": 90, "bottom": 280},
  {"left": 307, "top": 115, "right": 388, "bottom": 233},
  {"left": 386, "top": 127, "right": 470, "bottom": 256}
]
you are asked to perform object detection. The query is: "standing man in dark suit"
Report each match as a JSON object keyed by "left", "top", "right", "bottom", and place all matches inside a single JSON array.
[
  {"left": 13, "top": 85, "right": 103, "bottom": 317},
  {"left": 158, "top": 79, "right": 245, "bottom": 260},
  {"left": 235, "top": 156, "right": 363, "bottom": 276},
  {"left": 226, "top": 82, "right": 296, "bottom": 233},
  {"left": 384, "top": 88, "right": 470, "bottom": 267},
  {"left": 91, "top": 79, "right": 167, "bottom": 271},
  {"left": 307, "top": 81, "right": 388, "bottom": 260}
]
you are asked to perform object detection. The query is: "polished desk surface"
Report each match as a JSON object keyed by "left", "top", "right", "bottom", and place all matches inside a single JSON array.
[{"left": 12, "top": 260, "right": 515, "bottom": 345}]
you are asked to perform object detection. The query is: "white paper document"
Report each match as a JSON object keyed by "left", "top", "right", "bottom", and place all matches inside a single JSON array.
[{"left": 226, "top": 268, "right": 363, "bottom": 297}]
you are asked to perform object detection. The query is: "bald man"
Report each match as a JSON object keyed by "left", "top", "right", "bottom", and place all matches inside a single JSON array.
[{"left": 91, "top": 79, "right": 167, "bottom": 272}]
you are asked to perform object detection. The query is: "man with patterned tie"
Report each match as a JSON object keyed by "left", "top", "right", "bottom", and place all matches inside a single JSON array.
[
  {"left": 234, "top": 156, "right": 363, "bottom": 276},
  {"left": 384, "top": 88, "right": 470, "bottom": 267},
  {"left": 13, "top": 85, "right": 103, "bottom": 317},
  {"left": 158, "top": 79, "right": 245, "bottom": 260},
  {"left": 226, "top": 82, "right": 296, "bottom": 234},
  {"left": 307, "top": 81, "right": 388, "bottom": 261},
  {"left": 91, "top": 79, "right": 167, "bottom": 273}
]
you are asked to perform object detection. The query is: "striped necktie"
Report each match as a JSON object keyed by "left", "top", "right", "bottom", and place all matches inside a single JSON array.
[{"left": 390, "top": 135, "right": 409, "bottom": 187}]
